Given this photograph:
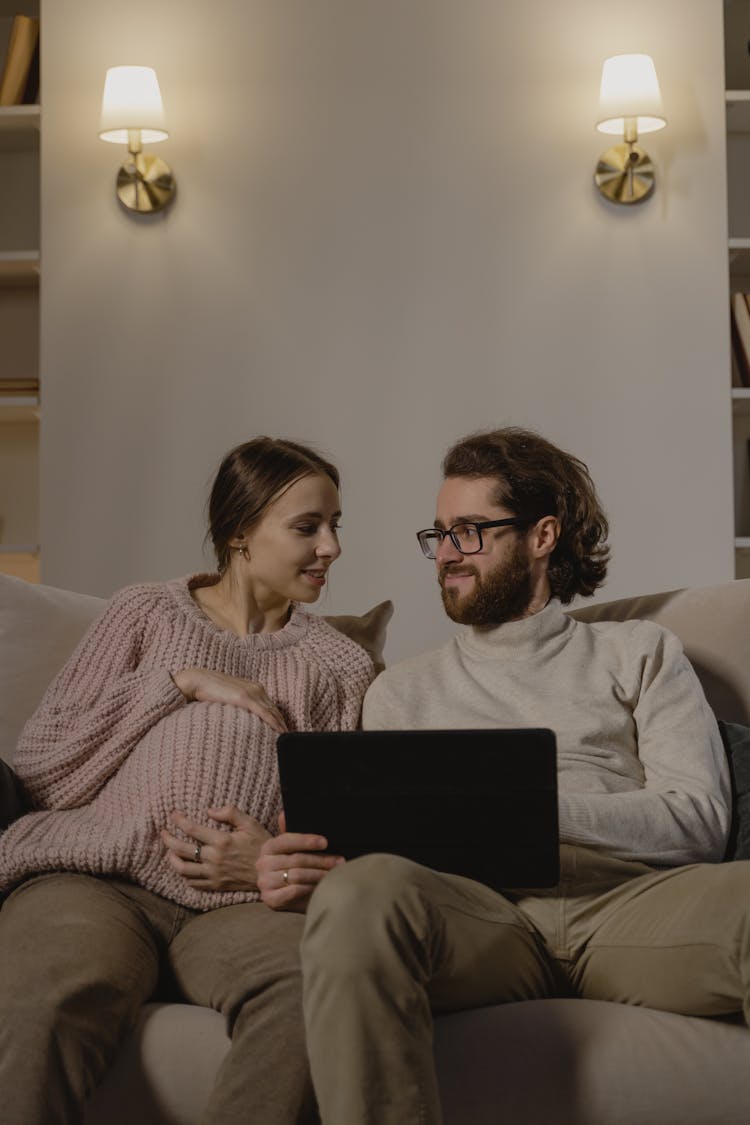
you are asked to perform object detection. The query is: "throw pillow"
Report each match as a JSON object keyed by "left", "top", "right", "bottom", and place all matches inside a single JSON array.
[
  {"left": 0, "top": 574, "right": 106, "bottom": 766},
  {"left": 718, "top": 719, "right": 750, "bottom": 861}
]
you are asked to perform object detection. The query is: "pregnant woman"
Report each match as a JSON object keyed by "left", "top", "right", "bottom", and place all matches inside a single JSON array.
[{"left": 0, "top": 436, "right": 374, "bottom": 1125}]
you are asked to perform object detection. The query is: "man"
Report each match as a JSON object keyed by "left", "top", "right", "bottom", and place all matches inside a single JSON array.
[{"left": 258, "top": 427, "right": 744, "bottom": 1125}]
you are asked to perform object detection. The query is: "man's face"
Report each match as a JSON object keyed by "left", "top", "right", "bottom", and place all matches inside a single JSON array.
[{"left": 434, "top": 476, "right": 533, "bottom": 627}]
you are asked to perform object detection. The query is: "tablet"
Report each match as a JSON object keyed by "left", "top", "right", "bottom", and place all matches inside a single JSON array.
[{"left": 276, "top": 728, "right": 559, "bottom": 889}]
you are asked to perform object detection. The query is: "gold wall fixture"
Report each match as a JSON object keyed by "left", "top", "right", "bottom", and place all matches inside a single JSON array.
[
  {"left": 99, "top": 66, "right": 176, "bottom": 214},
  {"left": 594, "top": 54, "right": 666, "bottom": 205}
]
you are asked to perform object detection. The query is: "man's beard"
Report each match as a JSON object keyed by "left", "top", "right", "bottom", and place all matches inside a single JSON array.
[{"left": 439, "top": 537, "right": 533, "bottom": 627}]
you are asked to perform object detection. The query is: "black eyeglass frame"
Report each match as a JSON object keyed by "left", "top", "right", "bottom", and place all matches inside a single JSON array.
[{"left": 416, "top": 517, "right": 532, "bottom": 559}]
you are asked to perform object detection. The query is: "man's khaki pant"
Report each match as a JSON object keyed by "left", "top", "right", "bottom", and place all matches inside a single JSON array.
[
  {"left": 0, "top": 872, "right": 317, "bottom": 1125},
  {"left": 301, "top": 847, "right": 750, "bottom": 1125}
]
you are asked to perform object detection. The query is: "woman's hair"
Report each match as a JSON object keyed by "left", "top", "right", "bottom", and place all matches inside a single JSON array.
[
  {"left": 442, "top": 427, "right": 610, "bottom": 603},
  {"left": 208, "top": 437, "right": 340, "bottom": 573}
]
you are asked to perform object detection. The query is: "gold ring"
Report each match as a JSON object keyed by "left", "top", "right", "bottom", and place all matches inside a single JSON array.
[{"left": 282, "top": 869, "right": 289, "bottom": 885}]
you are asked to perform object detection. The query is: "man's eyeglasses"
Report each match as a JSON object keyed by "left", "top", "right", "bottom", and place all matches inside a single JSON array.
[{"left": 416, "top": 518, "right": 531, "bottom": 560}]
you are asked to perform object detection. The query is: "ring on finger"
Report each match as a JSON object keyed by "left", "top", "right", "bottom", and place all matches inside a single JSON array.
[
  {"left": 282, "top": 869, "right": 289, "bottom": 885},
  {"left": 194, "top": 844, "right": 202, "bottom": 863}
]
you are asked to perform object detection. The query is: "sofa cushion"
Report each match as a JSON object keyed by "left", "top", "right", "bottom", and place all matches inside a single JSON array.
[
  {"left": 85, "top": 997, "right": 750, "bottom": 1125},
  {"left": 0, "top": 574, "right": 393, "bottom": 766}
]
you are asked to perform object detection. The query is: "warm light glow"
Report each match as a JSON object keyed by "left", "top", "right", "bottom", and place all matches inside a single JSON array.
[
  {"left": 596, "top": 54, "right": 666, "bottom": 135},
  {"left": 99, "top": 66, "right": 168, "bottom": 144}
]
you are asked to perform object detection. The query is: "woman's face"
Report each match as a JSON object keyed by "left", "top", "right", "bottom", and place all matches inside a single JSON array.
[{"left": 239, "top": 472, "right": 342, "bottom": 606}]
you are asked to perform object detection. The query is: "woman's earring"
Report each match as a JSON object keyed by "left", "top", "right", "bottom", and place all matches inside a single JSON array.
[{"left": 237, "top": 544, "right": 250, "bottom": 561}]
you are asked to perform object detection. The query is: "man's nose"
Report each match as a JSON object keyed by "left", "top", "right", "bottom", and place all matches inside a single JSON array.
[{"left": 435, "top": 533, "right": 461, "bottom": 564}]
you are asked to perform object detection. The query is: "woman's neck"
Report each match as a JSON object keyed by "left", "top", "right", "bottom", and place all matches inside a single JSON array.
[{"left": 192, "top": 570, "right": 292, "bottom": 636}]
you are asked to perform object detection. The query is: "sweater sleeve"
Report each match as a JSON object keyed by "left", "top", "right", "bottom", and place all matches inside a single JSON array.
[
  {"left": 306, "top": 622, "right": 375, "bottom": 733},
  {"left": 558, "top": 624, "right": 731, "bottom": 866},
  {"left": 14, "top": 585, "right": 186, "bottom": 811}
]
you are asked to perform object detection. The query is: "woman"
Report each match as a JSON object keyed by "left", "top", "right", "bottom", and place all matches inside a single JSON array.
[{"left": 0, "top": 437, "right": 374, "bottom": 1125}]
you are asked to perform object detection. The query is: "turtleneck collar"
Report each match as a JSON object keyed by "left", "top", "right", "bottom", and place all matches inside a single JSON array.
[{"left": 456, "top": 597, "right": 573, "bottom": 660}]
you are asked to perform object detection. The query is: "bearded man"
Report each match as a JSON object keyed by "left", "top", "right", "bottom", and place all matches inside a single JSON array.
[{"left": 258, "top": 427, "right": 747, "bottom": 1125}]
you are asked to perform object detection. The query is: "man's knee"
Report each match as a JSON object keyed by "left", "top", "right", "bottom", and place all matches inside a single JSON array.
[
  {"left": 302, "top": 853, "right": 435, "bottom": 976},
  {"left": 308, "top": 853, "right": 424, "bottom": 923}
]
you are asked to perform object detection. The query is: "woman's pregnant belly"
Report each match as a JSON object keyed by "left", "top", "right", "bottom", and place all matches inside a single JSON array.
[{"left": 109, "top": 701, "right": 284, "bottom": 837}]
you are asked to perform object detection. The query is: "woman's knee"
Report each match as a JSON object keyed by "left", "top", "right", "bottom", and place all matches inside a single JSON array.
[{"left": 0, "top": 874, "right": 159, "bottom": 1020}]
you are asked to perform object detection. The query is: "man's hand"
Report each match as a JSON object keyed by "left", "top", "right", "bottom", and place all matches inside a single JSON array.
[
  {"left": 161, "top": 805, "right": 272, "bottom": 892},
  {"left": 256, "top": 812, "right": 344, "bottom": 913},
  {"left": 171, "top": 668, "right": 288, "bottom": 734}
]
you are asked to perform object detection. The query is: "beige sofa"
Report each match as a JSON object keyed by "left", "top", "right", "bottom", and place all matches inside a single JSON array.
[{"left": 2, "top": 573, "right": 750, "bottom": 1124}]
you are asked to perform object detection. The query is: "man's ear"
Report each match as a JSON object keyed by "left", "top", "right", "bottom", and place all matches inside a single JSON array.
[{"left": 528, "top": 516, "right": 560, "bottom": 559}]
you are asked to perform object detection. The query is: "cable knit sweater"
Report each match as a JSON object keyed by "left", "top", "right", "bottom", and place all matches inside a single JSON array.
[
  {"left": 0, "top": 576, "right": 375, "bottom": 910},
  {"left": 363, "top": 599, "right": 731, "bottom": 867}
]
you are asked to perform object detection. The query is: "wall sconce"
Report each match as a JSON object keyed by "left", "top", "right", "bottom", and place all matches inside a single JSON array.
[
  {"left": 594, "top": 54, "right": 666, "bottom": 205},
  {"left": 99, "top": 65, "right": 176, "bottom": 214}
]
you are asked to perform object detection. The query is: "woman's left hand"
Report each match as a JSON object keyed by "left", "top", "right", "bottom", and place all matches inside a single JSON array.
[{"left": 161, "top": 805, "right": 271, "bottom": 893}]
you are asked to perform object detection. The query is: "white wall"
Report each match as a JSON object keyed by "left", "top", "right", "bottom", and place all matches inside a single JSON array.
[{"left": 40, "top": 0, "right": 733, "bottom": 662}]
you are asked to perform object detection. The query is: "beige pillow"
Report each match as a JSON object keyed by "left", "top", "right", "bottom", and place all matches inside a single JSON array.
[
  {"left": 0, "top": 574, "right": 393, "bottom": 765},
  {"left": 0, "top": 575, "right": 106, "bottom": 765}
]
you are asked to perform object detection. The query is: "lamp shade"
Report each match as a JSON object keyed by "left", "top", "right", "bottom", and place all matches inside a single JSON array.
[
  {"left": 99, "top": 66, "right": 168, "bottom": 144},
  {"left": 596, "top": 54, "right": 666, "bottom": 135}
]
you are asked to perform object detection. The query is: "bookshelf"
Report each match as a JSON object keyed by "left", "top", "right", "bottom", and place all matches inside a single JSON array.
[
  {"left": 0, "top": 102, "right": 37, "bottom": 149},
  {"left": 725, "top": 3, "right": 750, "bottom": 578},
  {"left": 0, "top": 2, "right": 40, "bottom": 583}
]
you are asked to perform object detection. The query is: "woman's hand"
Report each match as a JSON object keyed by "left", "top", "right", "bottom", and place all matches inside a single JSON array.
[
  {"left": 256, "top": 812, "right": 344, "bottom": 913},
  {"left": 161, "top": 805, "right": 272, "bottom": 892},
  {"left": 171, "top": 668, "right": 288, "bottom": 734}
]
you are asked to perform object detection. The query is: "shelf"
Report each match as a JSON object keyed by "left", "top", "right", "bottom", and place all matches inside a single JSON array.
[
  {"left": 0, "top": 104, "right": 39, "bottom": 152},
  {"left": 735, "top": 538, "right": 750, "bottom": 551},
  {"left": 0, "top": 395, "right": 39, "bottom": 422},
  {"left": 0, "top": 251, "right": 39, "bottom": 286},
  {"left": 727, "top": 91, "right": 750, "bottom": 134},
  {"left": 729, "top": 240, "right": 750, "bottom": 275}
]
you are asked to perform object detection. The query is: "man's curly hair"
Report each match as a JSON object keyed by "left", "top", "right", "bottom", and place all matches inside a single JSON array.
[{"left": 442, "top": 427, "right": 609, "bottom": 604}]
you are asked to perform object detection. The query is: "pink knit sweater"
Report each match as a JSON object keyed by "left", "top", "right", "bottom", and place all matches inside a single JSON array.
[{"left": 0, "top": 576, "right": 374, "bottom": 910}]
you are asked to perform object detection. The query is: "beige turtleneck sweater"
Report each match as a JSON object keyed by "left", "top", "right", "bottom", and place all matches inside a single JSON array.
[{"left": 362, "top": 600, "right": 730, "bottom": 866}]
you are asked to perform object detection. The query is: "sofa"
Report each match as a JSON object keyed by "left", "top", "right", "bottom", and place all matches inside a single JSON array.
[{"left": 2, "top": 572, "right": 750, "bottom": 1124}]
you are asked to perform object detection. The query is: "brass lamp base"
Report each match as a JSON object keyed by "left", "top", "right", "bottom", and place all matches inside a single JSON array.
[
  {"left": 594, "top": 143, "right": 655, "bottom": 205},
  {"left": 116, "top": 152, "right": 176, "bottom": 213}
]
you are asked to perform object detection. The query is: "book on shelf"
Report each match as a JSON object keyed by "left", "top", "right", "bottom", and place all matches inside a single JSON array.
[
  {"left": 732, "top": 341, "right": 745, "bottom": 389},
  {"left": 20, "top": 34, "right": 38, "bottom": 104},
  {"left": 0, "top": 15, "right": 39, "bottom": 107},
  {"left": 731, "top": 292, "right": 750, "bottom": 387}
]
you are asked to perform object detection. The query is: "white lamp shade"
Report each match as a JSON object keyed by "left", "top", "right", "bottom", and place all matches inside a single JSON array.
[
  {"left": 596, "top": 54, "right": 666, "bottom": 135},
  {"left": 99, "top": 66, "right": 168, "bottom": 144}
]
